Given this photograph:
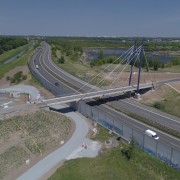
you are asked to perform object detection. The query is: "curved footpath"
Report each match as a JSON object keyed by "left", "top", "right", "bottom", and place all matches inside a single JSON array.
[{"left": 17, "top": 105, "right": 101, "bottom": 180}]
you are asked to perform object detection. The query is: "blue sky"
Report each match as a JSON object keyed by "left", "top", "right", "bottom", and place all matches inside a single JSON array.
[{"left": 0, "top": 0, "right": 180, "bottom": 37}]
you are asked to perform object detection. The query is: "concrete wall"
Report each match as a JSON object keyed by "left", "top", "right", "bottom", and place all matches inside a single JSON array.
[{"left": 77, "top": 100, "right": 180, "bottom": 170}]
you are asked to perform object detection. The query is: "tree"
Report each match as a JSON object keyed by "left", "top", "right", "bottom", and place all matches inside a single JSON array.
[
  {"left": 153, "top": 60, "right": 161, "bottom": 71},
  {"left": 98, "top": 50, "right": 104, "bottom": 60},
  {"left": 58, "top": 56, "right": 65, "bottom": 64}
]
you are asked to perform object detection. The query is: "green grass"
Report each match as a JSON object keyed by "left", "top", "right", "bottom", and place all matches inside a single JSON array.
[
  {"left": 49, "top": 126, "right": 180, "bottom": 180},
  {"left": 91, "top": 125, "right": 114, "bottom": 142},
  {"left": 0, "top": 43, "right": 34, "bottom": 79},
  {"left": 0, "top": 45, "right": 27, "bottom": 64},
  {"left": 152, "top": 88, "right": 180, "bottom": 118},
  {"left": 49, "top": 148, "right": 180, "bottom": 180}
]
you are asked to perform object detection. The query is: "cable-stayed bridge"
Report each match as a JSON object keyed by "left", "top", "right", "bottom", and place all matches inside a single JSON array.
[
  {"left": 39, "top": 83, "right": 152, "bottom": 107},
  {"left": 38, "top": 40, "right": 157, "bottom": 107}
]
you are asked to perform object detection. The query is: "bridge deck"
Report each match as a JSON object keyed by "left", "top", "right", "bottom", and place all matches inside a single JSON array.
[{"left": 39, "top": 83, "right": 152, "bottom": 107}]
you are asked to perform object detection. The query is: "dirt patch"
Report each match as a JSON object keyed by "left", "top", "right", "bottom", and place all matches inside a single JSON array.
[
  {"left": 103, "top": 72, "right": 180, "bottom": 88},
  {"left": 0, "top": 109, "right": 74, "bottom": 180},
  {"left": 0, "top": 66, "right": 30, "bottom": 88},
  {"left": 140, "top": 84, "right": 177, "bottom": 104},
  {"left": 0, "top": 65, "right": 54, "bottom": 99}
]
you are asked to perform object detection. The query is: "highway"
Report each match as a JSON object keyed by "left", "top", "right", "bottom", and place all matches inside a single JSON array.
[
  {"left": 110, "top": 99, "right": 180, "bottom": 133},
  {"left": 40, "top": 42, "right": 180, "bottom": 132},
  {"left": 30, "top": 42, "right": 180, "bottom": 150}
]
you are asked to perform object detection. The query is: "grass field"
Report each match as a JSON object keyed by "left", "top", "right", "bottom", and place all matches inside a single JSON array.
[
  {"left": 142, "top": 85, "right": 180, "bottom": 118},
  {"left": 152, "top": 89, "right": 180, "bottom": 118},
  {"left": 49, "top": 125, "right": 180, "bottom": 180},
  {"left": 0, "top": 45, "right": 27, "bottom": 64},
  {"left": 0, "top": 110, "right": 71, "bottom": 179},
  {"left": 0, "top": 42, "right": 34, "bottom": 79}
]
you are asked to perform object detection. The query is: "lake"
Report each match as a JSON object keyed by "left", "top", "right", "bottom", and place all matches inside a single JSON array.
[{"left": 83, "top": 47, "right": 175, "bottom": 64}]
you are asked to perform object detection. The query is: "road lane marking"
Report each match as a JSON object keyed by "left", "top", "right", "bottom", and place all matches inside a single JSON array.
[{"left": 122, "top": 99, "right": 180, "bottom": 125}]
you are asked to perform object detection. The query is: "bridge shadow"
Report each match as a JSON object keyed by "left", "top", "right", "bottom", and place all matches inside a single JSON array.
[
  {"left": 49, "top": 106, "right": 75, "bottom": 114},
  {"left": 86, "top": 89, "right": 149, "bottom": 107}
]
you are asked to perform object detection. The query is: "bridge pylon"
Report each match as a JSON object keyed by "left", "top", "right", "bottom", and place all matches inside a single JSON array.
[
  {"left": 128, "top": 40, "right": 136, "bottom": 86},
  {"left": 136, "top": 40, "right": 144, "bottom": 94},
  {"left": 127, "top": 40, "right": 144, "bottom": 99}
]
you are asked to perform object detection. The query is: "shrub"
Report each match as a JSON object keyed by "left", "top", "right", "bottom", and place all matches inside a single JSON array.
[
  {"left": 58, "top": 56, "right": 65, "bottom": 64},
  {"left": 121, "top": 140, "right": 135, "bottom": 160},
  {"left": 153, "top": 102, "right": 165, "bottom": 110},
  {"left": 6, "top": 76, "right": 10, "bottom": 81}
]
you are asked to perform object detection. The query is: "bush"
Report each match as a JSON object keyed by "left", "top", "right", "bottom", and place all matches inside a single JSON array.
[
  {"left": 6, "top": 76, "right": 10, "bottom": 81},
  {"left": 22, "top": 75, "right": 27, "bottom": 80},
  {"left": 121, "top": 140, "right": 135, "bottom": 160},
  {"left": 153, "top": 102, "right": 165, "bottom": 110},
  {"left": 58, "top": 56, "right": 65, "bottom": 64}
]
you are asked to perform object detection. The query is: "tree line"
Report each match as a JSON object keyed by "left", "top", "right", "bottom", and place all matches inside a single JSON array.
[{"left": 0, "top": 37, "right": 28, "bottom": 55}]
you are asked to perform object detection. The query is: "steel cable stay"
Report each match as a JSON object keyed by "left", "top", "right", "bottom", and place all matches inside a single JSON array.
[
  {"left": 112, "top": 48, "right": 141, "bottom": 89},
  {"left": 143, "top": 50, "right": 154, "bottom": 85},
  {"left": 93, "top": 47, "right": 135, "bottom": 89},
  {"left": 105, "top": 46, "right": 142, "bottom": 89},
  {"left": 74, "top": 46, "right": 134, "bottom": 94}
]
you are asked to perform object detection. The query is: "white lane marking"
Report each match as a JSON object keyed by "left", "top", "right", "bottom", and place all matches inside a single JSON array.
[
  {"left": 32, "top": 50, "right": 53, "bottom": 85},
  {"left": 41, "top": 45, "right": 76, "bottom": 92},
  {"left": 45, "top": 43, "right": 98, "bottom": 90},
  {"left": 122, "top": 99, "right": 180, "bottom": 125},
  {"left": 102, "top": 104, "right": 180, "bottom": 143},
  {"left": 165, "top": 83, "right": 180, "bottom": 93}
]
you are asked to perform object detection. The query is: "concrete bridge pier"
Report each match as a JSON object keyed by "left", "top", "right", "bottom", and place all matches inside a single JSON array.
[{"left": 135, "top": 93, "right": 141, "bottom": 100}]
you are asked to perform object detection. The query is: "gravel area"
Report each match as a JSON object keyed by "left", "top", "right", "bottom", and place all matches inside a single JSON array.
[{"left": 0, "top": 85, "right": 40, "bottom": 101}]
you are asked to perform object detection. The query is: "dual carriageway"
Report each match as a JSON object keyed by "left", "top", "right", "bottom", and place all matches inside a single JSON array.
[{"left": 30, "top": 42, "right": 180, "bottom": 150}]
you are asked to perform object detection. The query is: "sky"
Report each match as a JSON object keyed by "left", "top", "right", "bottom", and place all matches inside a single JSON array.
[{"left": 0, "top": 0, "right": 180, "bottom": 37}]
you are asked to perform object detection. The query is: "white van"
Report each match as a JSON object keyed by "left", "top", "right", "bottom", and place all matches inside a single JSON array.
[
  {"left": 145, "top": 129, "right": 159, "bottom": 140},
  {"left": 35, "top": 64, "right": 39, "bottom": 69}
]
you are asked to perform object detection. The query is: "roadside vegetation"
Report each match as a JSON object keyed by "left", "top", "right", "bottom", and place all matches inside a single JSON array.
[
  {"left": 6, "top": 71, "right": 27, "bottom": 83},
  {"left": 0, "top": 110, "right": 71, "bottom": 179},
  {"left": 49, "top": 125, "right": 180, "bottom": 180},
  {"left": 50, "top": 45, "right": 110, "bottom": 87},
  {"left": 0, "top": 41, "right": 35, "bottom": 79},
  {"left": 0, "top": 44, "right": 27, "bottom": 65},
  {"left": 151, "top": 88, "right": 180, "bottom": 118},
  {"left": 0, "top": 37, "right": 27, "bottom": 55}
]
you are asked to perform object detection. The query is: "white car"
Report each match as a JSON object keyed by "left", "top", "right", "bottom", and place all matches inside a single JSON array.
[{"left": 145, "top": 129, "right": 159, "bottom": 140}]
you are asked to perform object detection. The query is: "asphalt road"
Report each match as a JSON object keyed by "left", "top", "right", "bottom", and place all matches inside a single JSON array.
[
  {"left": 111, "top": 99, "right": 180, "bottom": 133},
  {"left": 30, "top": 42, "right": 180, "bottom": 150},
  {"left": 41, "top": 42, "right": 180, "bottom": 131}
]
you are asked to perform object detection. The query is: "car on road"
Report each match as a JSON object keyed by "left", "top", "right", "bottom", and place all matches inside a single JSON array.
[
  {"left": 145, "top": 129, "right": 159, "bottom": 140},
  {"left": 55, "top": 82, "right": 59, "bottom": 86},
  {"left": 35, "top": 64, "right": 39, "bottom": 69}
]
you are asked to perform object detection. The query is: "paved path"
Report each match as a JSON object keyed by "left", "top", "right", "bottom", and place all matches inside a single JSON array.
[
  {"left": 0, "top": 85, "right": 40, "bottom": 100},
  {"left": 17, "top": 105, "right": 91, "bottom": 180}
]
